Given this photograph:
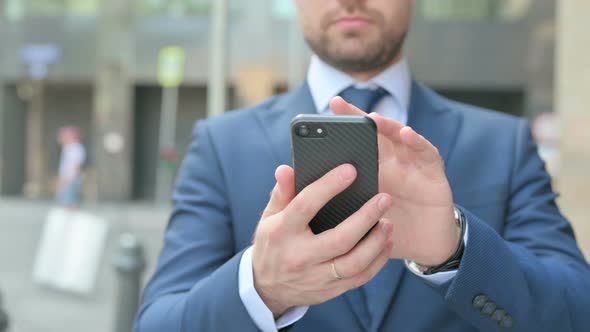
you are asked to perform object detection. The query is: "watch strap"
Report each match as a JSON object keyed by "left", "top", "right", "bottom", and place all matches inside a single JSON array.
[{"left": 411, "top": 206, "right": 466, "bottom": 275}]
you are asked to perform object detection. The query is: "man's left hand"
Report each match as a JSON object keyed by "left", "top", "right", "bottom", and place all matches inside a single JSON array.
[{"left": 331, "top": 96, "right": 461, "bottom": 267}]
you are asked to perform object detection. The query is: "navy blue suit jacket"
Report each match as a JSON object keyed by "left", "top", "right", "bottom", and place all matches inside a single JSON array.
[{"left": 135, "top": 82, "right": 590, "bottom": 331}]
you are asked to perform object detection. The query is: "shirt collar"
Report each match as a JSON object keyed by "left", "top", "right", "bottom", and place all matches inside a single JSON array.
[{"left": 306, "top": 54, "right": 412, "bottom": 114}]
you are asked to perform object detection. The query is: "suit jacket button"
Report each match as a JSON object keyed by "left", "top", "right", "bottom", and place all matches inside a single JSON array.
[
  {"left": 481, "top": 302, "right": 497, "bottom": 316},
  {"left": 472, "top": 295, "right": 488, "bottom": 309},
  {"left": 500, "top": 315, "right": 513, "bottom": 329},
  {"left": 492, "top": 309, "right": 506, "bottom": 322}
]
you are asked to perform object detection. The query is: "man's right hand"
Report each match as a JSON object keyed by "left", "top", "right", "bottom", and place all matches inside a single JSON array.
[{"left": 252, "top": 164, "right": 394, "bottom": 317}]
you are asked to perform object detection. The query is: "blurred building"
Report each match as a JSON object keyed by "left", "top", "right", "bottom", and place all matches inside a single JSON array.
[{"left": 0, "top": 0, "right": 556, "bottom": 201}]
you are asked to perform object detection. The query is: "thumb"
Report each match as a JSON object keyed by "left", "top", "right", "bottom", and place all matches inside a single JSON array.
[
  {"left": 261, "top": 165, "right": 295, "bottom": 219},
  {"left": 330, "top": 96, "right": 366, "bottom": 116}
]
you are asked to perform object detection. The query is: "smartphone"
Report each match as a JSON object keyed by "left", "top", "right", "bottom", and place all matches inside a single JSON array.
[{"left": 290, "top": 115, "right": 379, "bottom": 235}]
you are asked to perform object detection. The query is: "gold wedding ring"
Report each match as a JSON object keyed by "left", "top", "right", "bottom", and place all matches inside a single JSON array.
[{"left": 331, "top": 260, "right": 343, "bottom": 281}]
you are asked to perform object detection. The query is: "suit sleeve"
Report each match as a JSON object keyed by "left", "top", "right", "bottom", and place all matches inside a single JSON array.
[
  {"left": 439, "top": 119, "right": 590, "bottom": 331},
  {"left": 134, "top": 120, "right": 260, "bottom": 332}
]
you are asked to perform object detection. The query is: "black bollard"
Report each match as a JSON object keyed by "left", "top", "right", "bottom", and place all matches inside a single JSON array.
[
  {"left": 112, "top": 233, "right": 146, "bottom": 332},
  {"left": 0, "top": 289, "right": 8, "bottom": 332}
]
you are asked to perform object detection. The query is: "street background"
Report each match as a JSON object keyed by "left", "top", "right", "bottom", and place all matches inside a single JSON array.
[
  {"left": 0, "top": 0, "right": 589, "bottom": 331},
  {"left": 0, "top": 199, "right": 168, "bottom": 332}
]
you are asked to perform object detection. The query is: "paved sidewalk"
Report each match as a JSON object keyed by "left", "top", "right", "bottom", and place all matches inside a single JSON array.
[{"left": 0, "top": 198, "right": 170, "bottom": 332}]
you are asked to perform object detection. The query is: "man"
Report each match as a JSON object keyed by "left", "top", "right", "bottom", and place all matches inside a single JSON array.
[
  {"left": 56, "top": 126, "right": 85, "bottom": 208},
  {"left": 135, "top": 1, "right": 590, "bottom": 331}
]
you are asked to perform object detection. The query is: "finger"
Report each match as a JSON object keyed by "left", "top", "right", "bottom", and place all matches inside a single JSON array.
[
  {"left": 310, "top": 238, "right": 392, "bottom": 298},
  {"left": 312, "top": 193, "right": 393, "bottom": 261},
  {"left": 330, "top": 96, "right": 366, "bottom": 115},
  {"left": 367, "top": 113, "right": 404, "bottom": 143},
  {"left": 330, "top": 98, "right": 404, "bottom": 145},
  {"left": 283, "top": 164, "right": 357, "bottom": 229},
  {"left": 261, "top": 165, "right": 296, "bottom": 219},
  {"left": 327, "top": 220, "right": 393, "bottom": 278},
  {"left": 399, "top": 126, "right": 441, "bottom": 164},
  {"left": 343, "top": 240, "right": 393, "bottom": 290}
]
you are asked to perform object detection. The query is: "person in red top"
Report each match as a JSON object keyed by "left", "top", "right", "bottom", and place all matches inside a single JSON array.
[{"left": 56, "top": 126, "right": 85, "bottom": 208}]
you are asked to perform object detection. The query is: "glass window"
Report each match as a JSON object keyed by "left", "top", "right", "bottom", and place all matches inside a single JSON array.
[
  {"left": 65, "top": 0, "right": 98, "bottom": 16},
  {"left": 3, "top": 0, "right": 65, "bottom": 20},
  {"left": 2, "top": 0, "right": 99, "bottom": 20},
  {"left": 21, "top": 0, "right": 64, "bottom": 16},
  {"left": 421, "top": 0, "right": 492, "bottom": 21},
  {"left": 3, "top": 0, "right": 26, "bottom": 21},
  {"left": 2, "top": 0, "right": 247, "bottom": 20},
  {"left": 419, "top": 0, "right": 531, "bottom": 21},
  {"left": 497, "top": 0, "right": 532, "bottom": 21},
  {"left": 135, "top": 0, "right": 241, "bottom": 17},
  {"left": 136, "top": 0, "right": 211, "bottom": 17}
]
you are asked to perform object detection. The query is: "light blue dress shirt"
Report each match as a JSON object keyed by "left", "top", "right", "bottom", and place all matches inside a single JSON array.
[{"left": 238, "top": 55, "right": 464, "bottom": 332}]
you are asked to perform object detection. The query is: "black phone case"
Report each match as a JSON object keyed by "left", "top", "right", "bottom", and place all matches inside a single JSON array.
[{"left": 291, "top": 115, "right": 378, "bottom": 234}]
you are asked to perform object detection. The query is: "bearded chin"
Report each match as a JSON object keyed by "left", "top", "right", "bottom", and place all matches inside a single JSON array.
[{"left": 306, "top": 32, "right": 406, "bottom": 74}]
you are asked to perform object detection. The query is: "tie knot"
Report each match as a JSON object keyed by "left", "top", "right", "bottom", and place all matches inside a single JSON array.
[{"left": 338, "top": 86, "right": 389, "bottom": 113}]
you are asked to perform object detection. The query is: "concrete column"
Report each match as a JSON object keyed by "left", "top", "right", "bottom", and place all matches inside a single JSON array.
[
  {"left": 525, "top": 19, "right": 554, "bottom": 118},
  {"left": 287, "top": 15, "right": 309, "bottom": 91},
  {"left": 235, "top": 0, "right": 275, "bottom": 107},
  {"left": 524, "top": 0, "right": 556, "bottom": 119},
  {"left": 93, "top": 0, "right": 134, "bottom": 201},
  {"left": 207, "top": 0, "right": 228, "bottom": 118},
  {"left": 0, "top": 85, "right": 27, "bottom": 196},
  {"left": 23, "top": 81, "right": 47, "bottom": 198},
  {"left": 240, "top": 0, "right": 272, "bottom": 64},
  {"left": 0, "top": 83, "right": 4, "bottom": 194},
  {"left": 555, "top": 0, "right": 590, "bottom": 258}
]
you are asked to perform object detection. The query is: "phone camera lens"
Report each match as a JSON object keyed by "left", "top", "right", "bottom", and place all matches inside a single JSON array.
[{"left": 298, "top": 125, "right": 310, "bottom": 137}]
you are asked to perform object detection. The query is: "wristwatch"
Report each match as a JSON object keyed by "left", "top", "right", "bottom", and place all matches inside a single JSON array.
[{"left": 406, "top": 206, "right": 466, "bottom": 276}]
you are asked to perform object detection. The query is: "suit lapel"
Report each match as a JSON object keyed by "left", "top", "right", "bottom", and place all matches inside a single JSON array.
[
  {"left": 369, "top": 82, "right": 462, "bottom": 331},
  {"left": 256, "top": 81, "right": 461, "bottom": 169},
  {"left": 407, "top": 82, "right": 461, "bottom": 167},
  {"left": 254, "top": 81, "right": 316, "bottom": 167}
]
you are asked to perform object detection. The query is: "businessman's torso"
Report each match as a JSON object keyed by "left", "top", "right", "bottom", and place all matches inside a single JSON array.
[{"left": 194, "top": 83, "right": 520, "bottom": 331}]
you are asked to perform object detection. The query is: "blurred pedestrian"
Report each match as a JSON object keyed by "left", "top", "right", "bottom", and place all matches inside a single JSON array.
[
  {"left": 33, "top": 126, "right": 106, "bottom": 295},
  {"left": 56, "top": 126, "right": 85, "bottom": 208}
]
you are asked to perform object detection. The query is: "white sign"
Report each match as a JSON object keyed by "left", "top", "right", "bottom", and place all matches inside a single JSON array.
[
  {"left": 158, "top": 47, "right": 186, "bottom": 88},
  {"left": 103, "top": 132, "right": 125, "bottom": 154},
  {"left": 33, "top": 208, "right": 109, "bottom": 295}
]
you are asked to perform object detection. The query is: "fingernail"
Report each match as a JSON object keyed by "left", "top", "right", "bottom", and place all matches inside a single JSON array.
[
  {"left": 381, "top": 221, "right": 393, "bottom": 235},
  {"left": 339, "top": 164, "right": 356, "bottom": 181},
  {"left": 377, "top": 195, "right": 392, "bottom": 212}
]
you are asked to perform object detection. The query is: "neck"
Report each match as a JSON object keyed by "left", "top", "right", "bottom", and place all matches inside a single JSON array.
[{"left": 345, "top": 52, "right": 403, "bottom": 82}]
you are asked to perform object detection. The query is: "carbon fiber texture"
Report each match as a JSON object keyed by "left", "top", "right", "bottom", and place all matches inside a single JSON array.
[{"left": 291, "top": 115, "right": 378, "bottom": 234}]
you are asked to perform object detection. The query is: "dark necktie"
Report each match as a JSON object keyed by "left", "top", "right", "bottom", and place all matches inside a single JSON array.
[
  {"left": 338, "top": 86, "right": 389, "bottom": 113},
  {"left": 339, "top": 85, "right": 391, "bottom": 324}
]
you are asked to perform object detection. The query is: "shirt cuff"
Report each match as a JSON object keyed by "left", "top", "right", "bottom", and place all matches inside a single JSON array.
[
  {"left": 405, "top": 222, "right": 469, "bottom": 285},
  {"left": 238, "top": 246, "right": 309, "bottom": 332}
]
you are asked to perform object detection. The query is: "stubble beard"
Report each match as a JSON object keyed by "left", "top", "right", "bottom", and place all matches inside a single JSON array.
[{"left": 306, "top": 29, "right": 406, "bottom": 74}]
